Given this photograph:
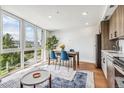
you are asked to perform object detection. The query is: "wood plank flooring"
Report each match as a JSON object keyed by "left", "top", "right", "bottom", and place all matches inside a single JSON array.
[{"left": 77, "top": 62, "right": 108, "bottom": 88}]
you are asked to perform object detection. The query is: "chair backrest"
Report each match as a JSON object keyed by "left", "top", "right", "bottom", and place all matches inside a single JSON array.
[
  {"left": 60, "top": 51, "right": 69, "bottom": 60},
  {"left": 70, "top": 49, "right": 74, "bottom": 52},
  {"left": 50, "top": 51, "right": 57, "bottom": 59}
]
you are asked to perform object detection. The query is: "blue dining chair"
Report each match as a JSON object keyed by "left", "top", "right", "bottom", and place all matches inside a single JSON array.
[
  {"left": 60, "top": 51, "right": 70, "bottom": 71},
  {"left": 50, "top": 51, "right": 58, "bottom": 69}
]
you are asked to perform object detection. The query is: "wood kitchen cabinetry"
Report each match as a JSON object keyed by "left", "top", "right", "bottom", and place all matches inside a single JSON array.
[
  {"left": 101, "top": 52, "right": 107, "bottom": 79},
  {"left": 109, "top": 9, "right": 117, "bottom": 39},
  {"left": 109, "top": 14, "right": 114, "bottom": 39},
  {"left": 101, "top": 21, "right": 112, "bottom": 50},
  {"left": 106, "top": 56, "right": 115, "bottom": 88},
  {"left": 101, "top": 51, "right": 115, "bottom": 88},
  {"left": 116, "top": 6, "right": 123, "bottom": 37},
  {"left": 109, "top": 5, "right": 124, "bottom": 40}
]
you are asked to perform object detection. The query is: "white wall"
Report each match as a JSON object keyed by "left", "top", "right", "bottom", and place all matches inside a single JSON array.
[{"left": 51, "top": 25, "right": 99, "bottom": 64}]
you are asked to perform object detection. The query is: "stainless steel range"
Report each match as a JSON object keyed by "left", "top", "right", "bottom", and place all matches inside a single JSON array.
[
  {"left": 113, "top": 57, "right": 124, "bottom": 88},
  {"left": 113, "top": 57, "right": 124, "bottom": 70}
]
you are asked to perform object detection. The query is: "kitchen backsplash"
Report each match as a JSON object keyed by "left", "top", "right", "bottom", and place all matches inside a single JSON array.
[{"left": 119, "top": 39, "right": 124, "bottom": 52}]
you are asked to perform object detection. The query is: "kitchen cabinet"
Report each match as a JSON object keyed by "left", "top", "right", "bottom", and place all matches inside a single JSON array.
[
  {"left": 116, "top": 6, "right": 123, "bottom": 37},
  {"left": 109, "top": 5, "right": 124, "bottom": 40},
  {"left": 101, "top": 21, "right": 112, "bottom": 50},
  {"left": 113, "top": 9, "right": 117, "bottom": 38},
  {"left": 101, "top": 52, "right": 107, "bottom": 79},
  {"left": 109, "top": 9, "right": 117, "bottom": 39},
  {"left": 109, "top": 15, "right": 113, "bottom": 39},
  {"left": 106, "top": 56, "right": 115, "bottom": 88}
]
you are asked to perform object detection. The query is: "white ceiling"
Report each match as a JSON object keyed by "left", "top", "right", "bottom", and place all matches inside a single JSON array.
[{"left": 1, "top": 5, "right": 106, "bottom": 31}]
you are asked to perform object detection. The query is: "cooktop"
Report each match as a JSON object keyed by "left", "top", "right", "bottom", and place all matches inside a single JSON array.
[{"left": 114, "top": 57, "right": 124, "bottom": 69}]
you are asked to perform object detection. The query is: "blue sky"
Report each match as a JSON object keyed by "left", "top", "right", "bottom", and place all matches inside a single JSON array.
[
  {"left": 3, "top": 15, "right": 20, "bottom": 41},
  {"left": 3, "top": 15, "right": 35, "bottom": 42}
]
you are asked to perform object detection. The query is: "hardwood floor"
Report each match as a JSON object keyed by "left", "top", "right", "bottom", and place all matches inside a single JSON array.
[{"left": 77, "top": 62, "right": 108, "bottom": 88}]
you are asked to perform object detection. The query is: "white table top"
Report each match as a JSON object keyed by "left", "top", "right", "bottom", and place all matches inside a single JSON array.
[{"left": 21, "top": 70, "right": 50, "bottom": 85}]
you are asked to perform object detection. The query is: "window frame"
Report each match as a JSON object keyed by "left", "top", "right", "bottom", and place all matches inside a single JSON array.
[
  {"left": 1, "top": 10, "right": 22, "bottom": 53},
  {"left": 24, "top": 21, "right": 36, "bottom": 51},
  {"left": 37, "top": 27, "right": 44, "bottom": 48},
  {"left": 0, "top": 9, "right": 46, "bottom": 77}
]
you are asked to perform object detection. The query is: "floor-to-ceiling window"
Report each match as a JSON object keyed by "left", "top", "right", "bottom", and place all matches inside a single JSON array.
[
  {"left": 2, "top": 14, "right": 20, "bottom": 49},
  {"left": 24, "top": 21, "right": 35, "bottom": 48},
  {"left": 0, "top": 10, "right": 46, "bottom": 78},
  {"left": 0, "top": 52, "right": 21, "bottom": 76},
  {"left": 0, "top": 12, "right": 21, "bottom": 77},
  {"left": 24, "top": 50, "right": 34, "bottom": 68},
  {"left": 36, "top": 27, "right": 44, "bottom": 63},
  {"left": 24, "top": 21, "right": 35, "bottom": 68}
]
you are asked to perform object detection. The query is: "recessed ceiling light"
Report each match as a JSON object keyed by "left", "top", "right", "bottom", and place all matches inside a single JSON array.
[
  {"left": 85, "top": 22, "right": 89, "bottom": 25},
  {"left": 82, "top": 12, "right": 88, "bottom": 16},
  {"left": 56, "top": 10, "right": 60, "bottom": 14},
  {"left": 48, "top": 16, "right": 52, "bottom": 19}
]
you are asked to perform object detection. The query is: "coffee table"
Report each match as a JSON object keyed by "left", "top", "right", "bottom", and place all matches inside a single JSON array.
[{"left": 20, "top": 70, "right": 51, "bottom": 88}]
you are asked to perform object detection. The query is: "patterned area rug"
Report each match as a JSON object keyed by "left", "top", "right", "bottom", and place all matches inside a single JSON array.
[
  {"left": 41, "top": 65, "right": 76, "bottom": 80},
  {"left": 42, "top": 72, "right": 92, "bottom": 88},
  {"left": 0, "top": 65, "right": 94, "bottom": 88}
]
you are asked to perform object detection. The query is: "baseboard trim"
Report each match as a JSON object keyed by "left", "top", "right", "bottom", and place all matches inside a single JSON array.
[{"left": 79, "top": 60, "right": 96, "bottom": 64}]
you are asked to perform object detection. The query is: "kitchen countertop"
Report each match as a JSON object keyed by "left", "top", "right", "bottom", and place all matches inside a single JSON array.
[{"left": 101, "top": 50, "right": 124, "bottom": 58}]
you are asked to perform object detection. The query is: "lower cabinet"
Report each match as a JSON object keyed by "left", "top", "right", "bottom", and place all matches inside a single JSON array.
[
  {"left": 101, "top": 52, "right": 107, "bottom": 79},
  {"left": 106, "top": 56, "right": 115, "bottom": 88}
]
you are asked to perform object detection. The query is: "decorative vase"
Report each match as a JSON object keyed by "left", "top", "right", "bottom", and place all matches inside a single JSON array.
[{"left": 60, "top": 44, "right": 65, "bottom": 51}]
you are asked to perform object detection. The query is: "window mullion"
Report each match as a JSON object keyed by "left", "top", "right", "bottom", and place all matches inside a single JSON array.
[
  {"left": 34, "top": 26, "right": 37, "bottom": 64},
  {"left": 0, "top": 8, "right": 2, "bottom": 54},
  {"left": 21, "top": 20, "right": 24, "bottom": 68}
]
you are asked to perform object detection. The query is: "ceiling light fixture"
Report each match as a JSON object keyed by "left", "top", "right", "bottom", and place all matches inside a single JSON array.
[
  {"left": 85, "top": 22, "right": 89, "bottom": 25},
  {"left": 48, "top": 16, "right": 52, "bottom": 19},
  {"left": 82, "top": 12, "right": 88, "bottom": 16},
  {"left": 56, "top": 10, "right": 60, "bottom": 14}
]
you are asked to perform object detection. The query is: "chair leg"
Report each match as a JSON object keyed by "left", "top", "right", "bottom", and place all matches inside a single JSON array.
[
  {"left": 68, "top": 61, "right": 69, "bottom": 72},
  {"left": 63, "top": 61, "right": 64, "bottom": 66},
  {"left": 55, "top": 59, "right": 57, "bottom": 70},
  {"left": 59, "top": 60, "right": 61, "bottom": 70},
  {"left": 65, "top": 61, "right": 68, "bottom": 67},
  {"left": 71, "top": 59, "right": 73, "bottom": 67},
  {"left": 53, "top": 60, "right": 54, "bottom": 65}
]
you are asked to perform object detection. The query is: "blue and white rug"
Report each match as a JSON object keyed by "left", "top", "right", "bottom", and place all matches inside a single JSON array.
[
  {"left": 0, "top": 65, "right": 94, "bottom": 88},
  {"left": 43, "top": 72, "right": 93, "bottom": 88}
]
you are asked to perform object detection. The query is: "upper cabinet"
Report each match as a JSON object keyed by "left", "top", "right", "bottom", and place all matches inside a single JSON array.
[
  {"left": 109, "top": 6, "right": 124, "bottom": 40},
  {"left": 109, "top": 12, "right": 115, "bottom": 39},
  {"left": 109, "top": 14, "right": 112, "bottom": 39},
  {"left": 116, "top": 6, "right": 123, "bottom": 37}
]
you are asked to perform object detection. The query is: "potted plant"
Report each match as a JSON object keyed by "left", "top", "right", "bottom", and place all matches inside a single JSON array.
[{"left": 46, "top": 35, "right": 59, "bottom": 51}]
